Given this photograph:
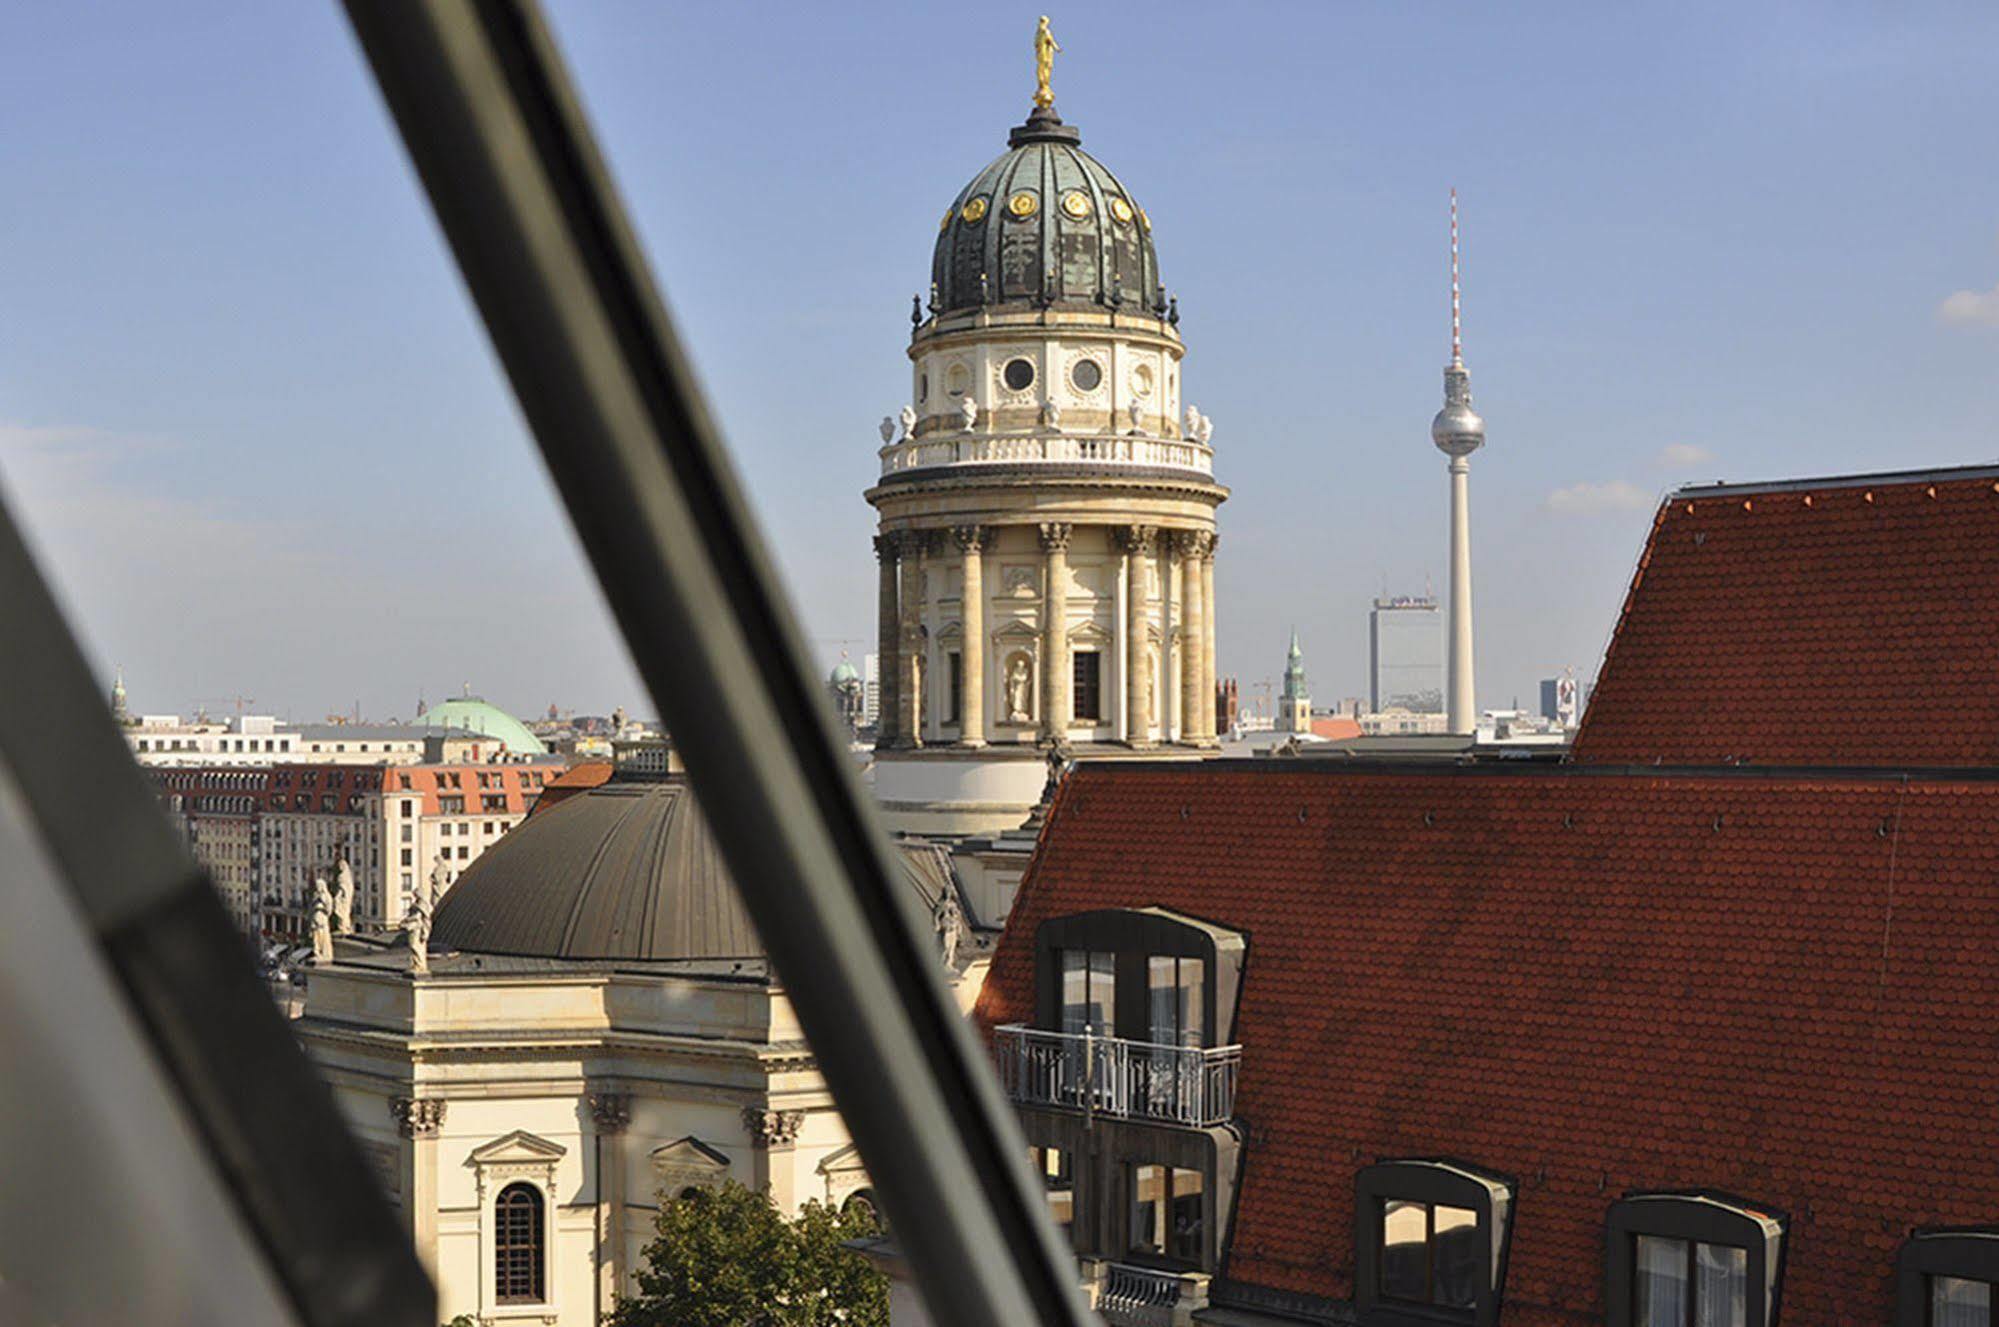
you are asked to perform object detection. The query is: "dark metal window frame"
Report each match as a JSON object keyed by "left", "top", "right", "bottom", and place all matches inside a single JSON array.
[
  {"left": 1033, "top": 907, "right": 1245, "bottom": 1047},
  {"left": 1605, "top": 1192, "right": 1786, "bottom": 1327},
  {"left": 493, "top": 1181, "right": 546, "bottom": 1304},
  {"left": 1354, "top": 1159, "right": 1516, "bottom": 1327},
  {"left": 1126, "top": 1161, "right": 1206, "bottom": 1268},
  {"left": 1898, "top": 1230, "right": 1999, "bottom": 1327}
]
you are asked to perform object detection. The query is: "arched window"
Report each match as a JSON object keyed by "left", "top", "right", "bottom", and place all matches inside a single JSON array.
[{"left": 494, "top": 1182, "right": 545, "bottom": 1303}]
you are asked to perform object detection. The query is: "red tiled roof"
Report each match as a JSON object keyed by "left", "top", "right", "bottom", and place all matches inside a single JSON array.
[
  {"left": 526, "top": 760, "right": 614, "bottom": 816},
  {"left": 1573, "top": 466, "right": 1999, "bottom": 766},
  {"left": 1310, "top": 716, "right": 1363, "bottom": 742},
  {"left": 975, "top": 760, "right": 1999, "bottom": 1324}
]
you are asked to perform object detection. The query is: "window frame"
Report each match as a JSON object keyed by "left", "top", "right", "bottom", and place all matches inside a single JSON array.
[
  {"left": 492, "top": 1180, "right": 547, "bottom": 1305},
  {"left": 1354, "top": 1159, "right": 1516, "bottom": 1327},
  {"left": 1605, "top": 1192, "right": 1787, "bottom": 1327},
  {"left": 1898, "top": 1230, "right": 1999, "bottom": 1327},
  {"left": 1126, "top": 1160, "right": 1206, "bottom": 1269}
]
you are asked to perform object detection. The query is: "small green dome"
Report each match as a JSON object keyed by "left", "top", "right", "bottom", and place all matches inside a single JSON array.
[
  {"left": 830, "top": 658, "right": 861, "bottom": 686},
  {"left": 417, "top": 697, "right": 548, "bottom": 756},
  {"left": 930, "top": 105, "right": 1164, "bottom": 320}
]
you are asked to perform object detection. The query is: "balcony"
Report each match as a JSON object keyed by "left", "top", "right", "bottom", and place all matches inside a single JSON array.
[
  {"left": 1088, "top": 1260, "right": 1210, "bottom": 1327},
  {"left": 991, "top": 1024, "right": 1240, "bottom": 1128},
  {"left": 878, "top": 432, "right": 1215, "bottom": 479}
]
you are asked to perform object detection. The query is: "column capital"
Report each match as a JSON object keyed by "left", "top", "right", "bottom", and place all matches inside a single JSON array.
[
  {"left": 1171, "top": 528, "right": 1207, "bottom": 557},
  {"left": 1112, "top": 523, "right": 1158, "bottom": 554},
  {"left": 1038, "top": 521, "right": 1074, "bottom": 553},
  {"left": 872, "top": 531, "right": 900, "bottom": 562},
  {"left": 742, "top": 1107, "right": 805, "bottom": 1149},
  {"left": 390, "top": 1096, "right": 446, "bottom": 1139},
  {"left": 587, "top": 1091, "right": 632, "bottom": 1134},
  {"left": 951, "top": 523, "right": 987, "bottom": 552},
  {"left": 1202, "top": 531, "right": 1220, "bottom": 562}
]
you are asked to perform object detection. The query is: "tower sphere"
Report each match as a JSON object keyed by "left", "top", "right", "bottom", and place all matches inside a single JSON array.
[{"left": 1432, "top": 386, "right": 1486, "bottom": 458}]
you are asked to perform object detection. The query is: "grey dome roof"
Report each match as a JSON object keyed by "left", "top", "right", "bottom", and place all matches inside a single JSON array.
[
  {"left": 432, "top": 777, "right": 760, "bottom": 963},
  {"left": 930, "top": 106, "right": 1164, "bottom": 319},
  {"left": 431, "top": 774, "right": 969, "bottom": 964}
]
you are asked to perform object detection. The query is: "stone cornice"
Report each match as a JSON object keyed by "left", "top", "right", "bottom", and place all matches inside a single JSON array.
[{"left": 865, "top": 466, "right": 1229, "bottom": 505}]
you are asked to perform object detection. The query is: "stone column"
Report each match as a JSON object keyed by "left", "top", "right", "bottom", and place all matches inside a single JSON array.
[
  {"left": 1114, "top": 525, "right": 1156, "bottom": 746},
  {"left": 391, "top": 1096, "right": 446, "bottom": 1279},
  {"left": 1039, "top": 523, "right": 1074, "bottom": 741},
  {"left": 873, "top": 534, "right": 900, "bottom": 748},
  {"left": 1202, "top": 533, "right": 1219, "bottom": 741},
  {"left": 1177, "top": 531, "right": 1206, "bottom": 747},
  {"left": 743, "top": 1107, "right": 805, "bottom": 1214},
  {"left": 1160, "top": 532, "right": 1179, "bottom": 740},
  {"left": 589, "top": 1092, "right": 631, "bottom": 1308},
  {"left": 953, "top": 525, "right": 987, "bottom": 747},
  {"left": 898, "top": 532, "right": 927, "bottom": 747}
]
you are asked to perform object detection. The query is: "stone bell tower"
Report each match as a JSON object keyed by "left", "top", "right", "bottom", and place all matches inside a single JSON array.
[{"left": 864, "top": 30, "right": 1227, "bottom": 837}]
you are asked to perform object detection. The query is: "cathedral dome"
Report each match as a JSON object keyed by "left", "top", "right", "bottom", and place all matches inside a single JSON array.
[
  {"left": 416, "top": 696, "right": 548, "bottom": 756},
  {"left": 929, "top": 106, "right": 1164, "bottom": 320}
]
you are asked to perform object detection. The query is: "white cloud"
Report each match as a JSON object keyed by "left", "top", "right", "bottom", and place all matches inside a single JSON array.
[
  {"left": 1654, "top": 442, "right": 1714, "bottom": 471},
  {"left": 1543, "top": 479, "right": 1650, "bottom": 515},
  {"left": 1939, "top": 282, "right": 1999, "bottom": 328}
]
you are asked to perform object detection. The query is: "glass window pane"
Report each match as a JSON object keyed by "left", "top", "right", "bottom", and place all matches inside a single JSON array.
[
  {"left": 1381, "top": 1199, "right": 1429, "bottom": 1301},
  {"left": 1062, "top": 950, "right": 1112, "bottom": 1034},
  {"left": 1432, "top": 1204, "right": 1478, "bottom": 1308},
  {"left": 1168, "top": 1166, "right": 1205, "bottom": 1264},
  {"left": 1635, "top": 1235, "right": 1688, "bottom": 1327},
  {"left": 1147, "top": 956, "right": 1177, "bottom": 1043},
  {"left": 1035, "top": 1148, "right": 1074, "bottom": 1244},
  {"left": 1932, "top": 1276, "right": 1993, "bottom": 1327},
  {"left": 1179, "top": 958, "right": 1204, "bottom": 1046},
  {"left": 1695, "top": 1243, "right": 1746, "bottom": 1327},
  {"left": 1130, "top": 1164, "right": 1166, "bottom": 1254}
]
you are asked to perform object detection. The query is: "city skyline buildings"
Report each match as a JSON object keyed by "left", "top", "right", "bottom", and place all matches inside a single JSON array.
[{"left": 4, "top": 6, "right": 1997, "bottom": 725}]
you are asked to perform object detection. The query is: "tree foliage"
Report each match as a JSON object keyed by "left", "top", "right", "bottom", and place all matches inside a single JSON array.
[{"left": 610, "top": 1181, "right": 888, "bottom": 1327}]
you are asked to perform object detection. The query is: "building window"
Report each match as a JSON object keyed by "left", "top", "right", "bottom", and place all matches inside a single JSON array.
[
  {"left": 1606, "top": 1193, "right": 1785, "bottom": 1327},
  {"left": 1355, "top": 1160, "right": 1515, "bottom": 1325},
  {"left": 947, "top": 651, "right": 963, "bottom": 724},
  {"left": 1382, "top": 1198, "right": 1480, "bottom": 1308},
  {"left": 1059, "top": 949, "right": 1113, "bottom": 1034},
  {"left": 1073, "top": 650, "right": 1101, "bottom": 723},
  {"left": 1033, "top": 1147, "right": 1075, "bottom": 1244},
  {"left": 494, "top": 1182, "right": 545, "bottom": 1303},
  {"left": 1002, "top": 356, "right": 1036, "bottom": 391},
  {"left": 1146, "top": 955, "right": 1204, "bottom": 1047},
  {"left": 1129, "top": 1163, "right": 1203, "bottom": 1266},
  {"left": 1897, "top": 1230, "right": 1999, "bottom": 1326}
]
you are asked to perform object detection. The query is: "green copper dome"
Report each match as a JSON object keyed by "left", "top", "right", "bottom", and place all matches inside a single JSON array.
[
  {"left": 830, "top": 658, "right": 861, "bottom": 686},
  {"left": 929, "top": 106, "right": 1165, "bottom": 320},
  {"left": 416, "top": 697, "right": 548, "bottom": 756}
]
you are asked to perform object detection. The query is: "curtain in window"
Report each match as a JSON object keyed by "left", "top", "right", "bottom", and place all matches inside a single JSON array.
[
  {"left": 1634, "top": 1235, "right": 1687, "bottom": 1327},
  {"left": 1695, "top": 1242, "right": 1746, "bottom": 1327},
  {"left": 1932, "top": 1276, "right": 1993, "bottom": 1327}
]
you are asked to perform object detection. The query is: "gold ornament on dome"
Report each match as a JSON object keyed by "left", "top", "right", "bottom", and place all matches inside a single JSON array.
[
  {"left": 1109, "top": 196, "right": 1135, "bottom": 224},
  {"left": 1138, "top": 206, "right": 1152, "bottom": 231},
  {"left": 1061, "top": 190, "right": 1092, "bottom": 219},
  {"left": 1008, "top": 190, "right": 1039, "bottom": 218},
  {"left": 960, "top": 196, "right": 989, "bottom": 224},
  {"left": 1033, "top": 16, "right": 1061, "bottom": 110},
  {"left": 939, "top": 208, "right": 953, "bottom": 233}
]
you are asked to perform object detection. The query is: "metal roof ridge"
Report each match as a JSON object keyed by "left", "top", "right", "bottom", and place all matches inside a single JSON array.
[{"left": 1671, "top": 461, "right": 1999, "bottom": 499}]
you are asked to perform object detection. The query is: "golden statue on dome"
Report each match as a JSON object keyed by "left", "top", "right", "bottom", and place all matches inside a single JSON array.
[{"left": 1033, "top": 15, "right": 1061, "bottom": 109}]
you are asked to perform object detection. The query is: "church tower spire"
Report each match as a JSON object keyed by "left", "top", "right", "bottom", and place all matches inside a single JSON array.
[{"left": 1431, "top": 190, "right": 1485, "bottom": 735}]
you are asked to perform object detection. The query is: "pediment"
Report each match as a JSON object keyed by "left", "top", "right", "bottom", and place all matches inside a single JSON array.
[
  {"left": 468, "top": 1129, "right": 566, "bottom": 1167},
  {"left": 651, "top": 1136, "right": 730, "bottom": 1174},
  {"left": 1069, "top": 620, "right": 1114, "bottom": 646},
  {"left": 993, "top": 619, "right": 1040, "bottom": 642},
  {"left": 816, "top": 1142, "right": 868, "bottom": 1178}
]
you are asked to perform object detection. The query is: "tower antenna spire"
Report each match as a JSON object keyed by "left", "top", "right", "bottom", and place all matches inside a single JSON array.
[{"left": 1450, "top": 188, "right": 1462, "bottom": 367}]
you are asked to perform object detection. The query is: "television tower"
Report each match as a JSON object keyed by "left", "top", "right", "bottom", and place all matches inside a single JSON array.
[{"left": 1430, "top": 190, "right": 1485, "bottom": 734}]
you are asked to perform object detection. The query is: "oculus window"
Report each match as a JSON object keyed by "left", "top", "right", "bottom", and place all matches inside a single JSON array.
[
  {"left": 1071, "top": 358, "right": 1103, "bottom": 392},
  {"left": 1003, "top": 357, "right": 1036, "bottom": 392},
  {"left": 1898, "top": 1230, "right": 1999, "bottom": 1327},
  {"left": 1605, "top": 1193, "right": 1785, "bottom": 1327},
  {"left": 1354, "top": 1160, "right": 1515, "bottom": 1326}
]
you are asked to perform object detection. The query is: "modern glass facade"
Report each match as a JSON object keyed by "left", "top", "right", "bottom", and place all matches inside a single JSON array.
[{"left": 1369, "top": 597, "right": 1444, "bottom": 713}]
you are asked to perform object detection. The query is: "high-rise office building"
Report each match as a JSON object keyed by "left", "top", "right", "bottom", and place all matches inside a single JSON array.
[{"left": 1369, "top": 596, "right": 1443, "bottom": 713}]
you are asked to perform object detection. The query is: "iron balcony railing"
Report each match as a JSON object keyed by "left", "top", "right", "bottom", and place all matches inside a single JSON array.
[
  {"left": 992, "top": 1025, "right": 1241, "bottom": 1128},
  {"left": 1097, "top": 1263, "right": 1184, "bottom": 1327}
]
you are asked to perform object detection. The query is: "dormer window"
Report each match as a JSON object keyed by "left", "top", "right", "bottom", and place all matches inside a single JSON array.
[
  {"left": 1606, "top": 1193, "right": 1786, "bottom": 1327},
  {"left": 1898, "top": 1230, "right": 1999, "bottom": 1326},
  {"left": 1355, "top": 1159, "right": 1515, "bottom": 1326},
  {"left": 1060, "top": 949, "right": 1113, "bottom": 1034}
]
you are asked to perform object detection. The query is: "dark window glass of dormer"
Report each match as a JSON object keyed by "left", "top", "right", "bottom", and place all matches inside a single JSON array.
[
  {"left": 1634, "top": 1234, "right": 1747, "bottom": 1327},
  {"left": 1932, "top": 1276, "right": 1993, "bottom": 1327},
  {"left": 1032, "top": 1147, "right": 1075, "bottom": 1246},
  {"left": 1060, "top": 949, "right": 1113, "bottom": 1034},
  {"left": 1147, "top": 955, "right": 1205, "bottom": 1047},
  {"left": 1130, "top": 1163, "right": 1203, "bottom": 1265},
  {"left": 1381, "top": 1199, "right": 1479, "bottom": 1309}
]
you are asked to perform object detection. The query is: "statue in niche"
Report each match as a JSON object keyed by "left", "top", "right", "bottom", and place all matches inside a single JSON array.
[
  {"left": 331, "top": 857, "right": 354, "bottom": 935},
  {"left": 1004, "top": 652, "right": 1034, "bottom": 724},
  {"left": 959, "top": 396, "right": 978, "bottom": 432},
  {"left": 899, "top": 404, "right": 917, "bottom": 440},
  {"left": 1127, "top": 400, "right": 1144, "bottom": 433},
  {"left": 932, "top": 884, "right": 962, "bottom": 971},
  {"left": 310, "top": 874, "right": 334, "bottom": 963},
  {"left": 1042, "top": 396, "right": 1062, "bottom": 430}
]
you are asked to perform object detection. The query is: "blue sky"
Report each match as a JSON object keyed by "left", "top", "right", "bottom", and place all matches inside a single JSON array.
[{"left": 3, "top": 2, "right": 1996, "bottom": 723}]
